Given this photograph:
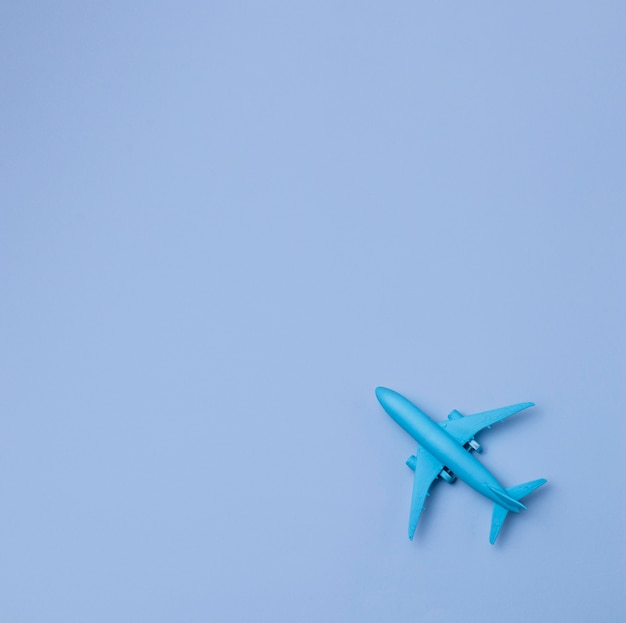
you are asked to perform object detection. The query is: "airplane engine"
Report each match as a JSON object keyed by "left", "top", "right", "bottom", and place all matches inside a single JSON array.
[
  {"left": 438, "top": 467, "right": 456, "bottom": 483},
  {"left": 465, "top": 438, "right": 482, "bottom": 453},
  {"left": 447, "top": 409, "right": 463, "bottom": 420},
  {"left": 405, "top": 455, "right": 417, "bottom": 471}
]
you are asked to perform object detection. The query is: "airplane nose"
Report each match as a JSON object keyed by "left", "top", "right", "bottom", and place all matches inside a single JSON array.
[{"left": 375, "top": 386, "right": 393, "bottom": 408}]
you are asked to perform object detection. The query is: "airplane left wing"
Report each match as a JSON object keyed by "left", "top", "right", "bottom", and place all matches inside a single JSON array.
[
  {"left": 408, "top": 446, "right": 443, "bottom": 540},
  {"left": 439, "top": 402, "right": 534, "bottom": 447}
]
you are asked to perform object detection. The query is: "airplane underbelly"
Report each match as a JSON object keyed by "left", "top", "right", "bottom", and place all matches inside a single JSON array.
[
  {"left": 397, "top": 399, "right": 505, "bottom": 497},
  {"left": 446, "top": 453, "right": 501, "bottom": 492},
  {"left": 421, "top": 432, "right": 502, "bottom": 494}
]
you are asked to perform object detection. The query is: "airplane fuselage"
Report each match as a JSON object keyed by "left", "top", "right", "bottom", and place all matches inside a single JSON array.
[{"left": 377, "top": 388, "right": 522, "bottom": 513}]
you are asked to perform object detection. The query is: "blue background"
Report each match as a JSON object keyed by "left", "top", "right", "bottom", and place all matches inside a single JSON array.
[{"left": 1, "top": 2, "right": 624, "bottom": 621}]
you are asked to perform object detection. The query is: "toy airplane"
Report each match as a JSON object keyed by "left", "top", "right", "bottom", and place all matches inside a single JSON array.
[{"left": 375, "top": 387, "right": 547, "bottom": 543}]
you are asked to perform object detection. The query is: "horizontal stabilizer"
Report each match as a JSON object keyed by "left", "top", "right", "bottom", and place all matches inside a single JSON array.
[
  {"left": 489, "top": 478, "right": 547, "bottom": 544},
  {"left": 488, "top": 487, "right": 527, "bottom": 512},
  {"left": 490, "top": 504, "right": 509, "bottom": 544},
  {"left": 507, "top": 478, "right": 547, "bottom": 501}
]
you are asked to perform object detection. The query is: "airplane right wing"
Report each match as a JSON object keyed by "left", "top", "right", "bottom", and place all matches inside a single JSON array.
[
  {"left": 408, "top": 446, "right": 443, "bottom": 540},
  {"left": 440, "top": 402, "right": 535, "bottom": 447}
]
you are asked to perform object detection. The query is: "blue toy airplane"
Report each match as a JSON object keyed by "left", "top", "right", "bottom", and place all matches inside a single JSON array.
[{"left": 376, "top": 387, "right": 547, "bottom": 543}]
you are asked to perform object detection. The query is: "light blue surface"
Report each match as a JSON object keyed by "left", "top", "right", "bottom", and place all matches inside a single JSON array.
[
  {"left": 375, "top": 386, "right": 546, "bottom": 542},
  {"left": 1, "top": 2, "right": 625, "bottom": 622}
]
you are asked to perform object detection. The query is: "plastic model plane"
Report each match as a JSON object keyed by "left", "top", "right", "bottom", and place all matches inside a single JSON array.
[{"left": 376, "top": 387, "right": 547, "bottom": 543}]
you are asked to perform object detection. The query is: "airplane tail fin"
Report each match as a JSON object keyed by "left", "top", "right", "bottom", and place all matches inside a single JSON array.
[{"left": 489, "top": 478, "right": 547, "bottom": 544}]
